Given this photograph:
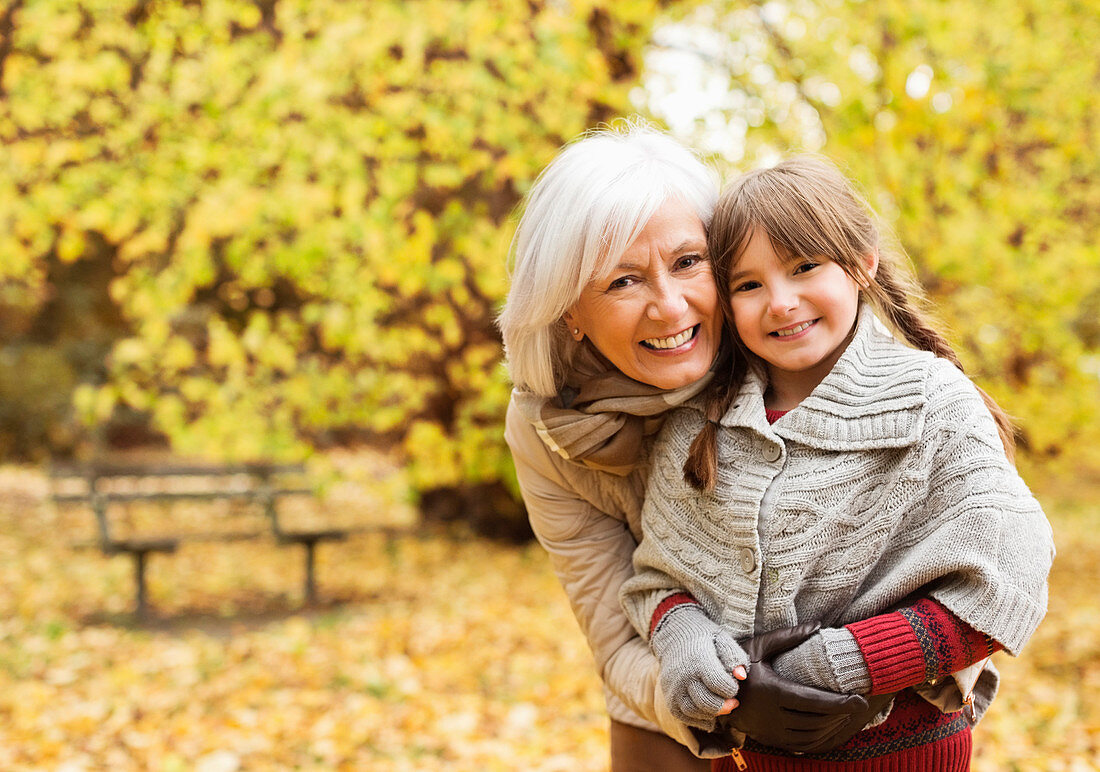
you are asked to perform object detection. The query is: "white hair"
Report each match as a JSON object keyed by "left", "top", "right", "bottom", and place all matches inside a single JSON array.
[{"left": 498, "top": 120, "right": 720, "bottom": 396}]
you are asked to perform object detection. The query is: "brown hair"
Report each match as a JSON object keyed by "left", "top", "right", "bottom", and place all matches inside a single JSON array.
[{"left": 684, "top": 155, "right": 1016, "bottom": 490}]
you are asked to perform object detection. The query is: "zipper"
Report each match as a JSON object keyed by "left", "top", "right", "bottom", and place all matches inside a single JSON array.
[
  {"left": 955, "top": 655, "right": 991, "bottom": 722},
  {"left": 729, "top": 748, "right": 748, "bottom": 770}
]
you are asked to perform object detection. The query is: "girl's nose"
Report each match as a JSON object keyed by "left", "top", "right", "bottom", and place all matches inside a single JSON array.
[{"left": 767, "top": 284, "right": 798, "bottom": 316}]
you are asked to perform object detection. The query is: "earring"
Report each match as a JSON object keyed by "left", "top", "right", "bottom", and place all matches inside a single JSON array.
[{"left": 572, "top": 328, "right": 580, "bottom": 336}]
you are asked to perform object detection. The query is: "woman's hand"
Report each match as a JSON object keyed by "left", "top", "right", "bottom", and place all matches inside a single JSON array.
[{"left": 717, "top": 624, "right": 890, "bottom": 754}]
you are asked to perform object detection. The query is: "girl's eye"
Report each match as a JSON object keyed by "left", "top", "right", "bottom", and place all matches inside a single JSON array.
[
  {"left": 732, "top": 280, "right": 760, "bottom": 293},
  {"left": 794, "top": 261, "right": 820, "bottom": 275}
]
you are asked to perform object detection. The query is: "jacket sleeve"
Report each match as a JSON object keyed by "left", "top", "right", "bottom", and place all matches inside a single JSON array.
[{"left": 504, "top": 400, "right": 728, "bottom": 758}]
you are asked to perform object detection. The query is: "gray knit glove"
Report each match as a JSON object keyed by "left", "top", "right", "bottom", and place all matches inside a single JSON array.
[
  {"left": 650, "top": 603, "right": 749, "bottom": 730},
  {"left": 771, "top": 627, "right": 872, "bottom": 695}
]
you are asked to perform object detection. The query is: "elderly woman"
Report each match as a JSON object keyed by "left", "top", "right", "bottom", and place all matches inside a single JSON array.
[{"left": 498, "top": 123, "right": 874, "bottom": 770}]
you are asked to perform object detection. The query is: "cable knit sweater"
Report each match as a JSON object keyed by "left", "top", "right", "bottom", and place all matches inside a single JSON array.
[{"left": 620, "top": 308, "right": 1054, "bottom": 749}]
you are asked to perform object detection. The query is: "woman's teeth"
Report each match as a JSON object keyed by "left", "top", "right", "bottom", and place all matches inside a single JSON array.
[
  {"left": 773, "top": 320, "right": 814, "bottom": 337},
  {"left": 644, "top": 326, "right": 696, "bottom": 350}
]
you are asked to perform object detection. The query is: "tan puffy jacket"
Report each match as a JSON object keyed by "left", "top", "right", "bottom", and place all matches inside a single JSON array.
[{"left": 505, "top": 398, "right": 727, "bottom": 758}]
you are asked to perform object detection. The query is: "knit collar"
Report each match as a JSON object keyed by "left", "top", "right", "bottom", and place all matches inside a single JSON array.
[{"left": 718, "top": 304, "right": 932, "bottom": 450}]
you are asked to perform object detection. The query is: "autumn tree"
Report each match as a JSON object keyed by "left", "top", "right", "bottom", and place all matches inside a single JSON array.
[
  {"left": 641, "top": 0, "right": 1100, "bottom": 472},
  {"left": 5, "top": 0, "right": 1096, "bottom": 539},
  {"left": 0, "top": 0, "right": 680, "bottom": 536}
]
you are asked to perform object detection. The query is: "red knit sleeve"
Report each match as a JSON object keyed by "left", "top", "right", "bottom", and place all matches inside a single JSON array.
[
  {"left": 845, "top": 598, "right": 1003, "bottom": 695},
  {"left": 649, "top": 592, "right": 699, "bottom": 638}
]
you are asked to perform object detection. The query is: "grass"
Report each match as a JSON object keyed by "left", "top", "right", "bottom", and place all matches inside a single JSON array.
[{"left": 0, "top": 465, "right": 1096, "bottom": 770}]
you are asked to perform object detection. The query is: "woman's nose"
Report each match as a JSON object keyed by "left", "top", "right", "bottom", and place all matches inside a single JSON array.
[{"left": 647, "top": 278, "right": 689, "bottom": 320}]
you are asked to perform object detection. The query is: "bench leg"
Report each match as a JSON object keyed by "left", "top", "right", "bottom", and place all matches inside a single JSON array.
[
  {"left": 133, "top": 551, "right": 150, "bottom": 618},
  {"left": 303, "top": 539, "right": 318, "bottom": 606}
]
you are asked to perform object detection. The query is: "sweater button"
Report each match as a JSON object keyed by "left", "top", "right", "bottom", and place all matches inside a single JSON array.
[
  {"left": 739, "top": 547, "right": 756, "bottom": 573},
  {"left": 762, "top": 442, "right": 781, "bottom": 462}
]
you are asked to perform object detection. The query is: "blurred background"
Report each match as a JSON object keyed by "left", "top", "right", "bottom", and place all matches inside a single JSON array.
[{"left": 1, "top": 0, "right": 1097, "bottom": 769}]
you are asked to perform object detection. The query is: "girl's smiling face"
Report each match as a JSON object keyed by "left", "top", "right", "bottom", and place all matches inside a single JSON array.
[{"left": 728, "top": 227, "right": 877, "bottom": 407}]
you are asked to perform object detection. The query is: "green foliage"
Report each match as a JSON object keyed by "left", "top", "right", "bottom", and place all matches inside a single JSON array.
[
  {"left": 643, "top": 0, "right": 1100, "bottom": 472},
  {"left": 1, "top": 0, "right": 671, "bottom": 514},
  {"left": 4, "top": 0, "right": 1097, "bottom": 527},
  {"left": 0, "top": 238, "right": 126, "bottom": 459}
]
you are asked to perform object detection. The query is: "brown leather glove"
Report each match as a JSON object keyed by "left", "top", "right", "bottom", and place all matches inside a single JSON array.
[
  {"left": 803, "top": 690, "right": 897, "bottom": 753},
  {"left": 717, "top": 623, "right": 887, "bottom": 754}
]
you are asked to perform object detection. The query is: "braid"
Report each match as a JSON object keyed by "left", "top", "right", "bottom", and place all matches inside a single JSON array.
[
  {"left": 683, "top": 343, "right": 748, "bottom": 491},
  {"left": 870, "top": 263, "right": 1017, "bottom": 459}
]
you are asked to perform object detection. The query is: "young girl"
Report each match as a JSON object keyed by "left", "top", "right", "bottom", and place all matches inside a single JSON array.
[{"left": 619, "top": 156, "right": 1054, "bottom": 770}]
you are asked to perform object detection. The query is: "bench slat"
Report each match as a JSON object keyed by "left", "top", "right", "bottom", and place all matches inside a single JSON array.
[
  {"left": 86, "top": 488, "right": 311, "bottom": 504},
  {"left": 50, "top": 462, "right": 305, "bottom": 479},
  {"left": 54, "top": 488, "right": 312, "bottom": 504}
]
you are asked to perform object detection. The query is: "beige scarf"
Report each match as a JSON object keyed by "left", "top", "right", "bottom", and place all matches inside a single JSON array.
[{"left": 512, "top": 343, "right": 717, "bottom": 476}]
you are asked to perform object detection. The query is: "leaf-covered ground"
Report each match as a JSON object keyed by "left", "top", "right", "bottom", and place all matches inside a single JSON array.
[{"left": 0, "top": 465, "right": 1096, "bottom": 771}]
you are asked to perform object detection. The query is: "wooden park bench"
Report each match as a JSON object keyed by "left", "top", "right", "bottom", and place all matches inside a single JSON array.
[{"left": 50, "top": 461, "right": 350, "bottom": 616}]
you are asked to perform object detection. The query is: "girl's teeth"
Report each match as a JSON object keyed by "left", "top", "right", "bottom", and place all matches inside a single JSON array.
[
  {"left": 775, "top": 321, "right": 813, "bottom": 337},
  {"left": 645, "top": 328, "right": 695, "bottom": 350}
]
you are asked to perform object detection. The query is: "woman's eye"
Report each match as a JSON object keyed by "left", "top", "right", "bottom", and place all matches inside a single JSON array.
[
  {"left": 607, "top": 276, "right": 635, "bottom": 290},
  {"left": 676, "top": 253, "right": 705, "bottom": 270}
]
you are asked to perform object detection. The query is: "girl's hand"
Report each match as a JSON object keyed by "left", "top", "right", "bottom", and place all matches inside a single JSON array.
[
  {"left": 717, "top": 666, "right": 748, "bottom": 714},
  {"left": 649, "top": 605, "right": 749, "bottom": 730}
]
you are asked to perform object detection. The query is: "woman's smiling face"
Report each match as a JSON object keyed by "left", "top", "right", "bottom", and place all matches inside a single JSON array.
[{"left": 564, "top": 197, "right": 722, "bottom": 390}]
